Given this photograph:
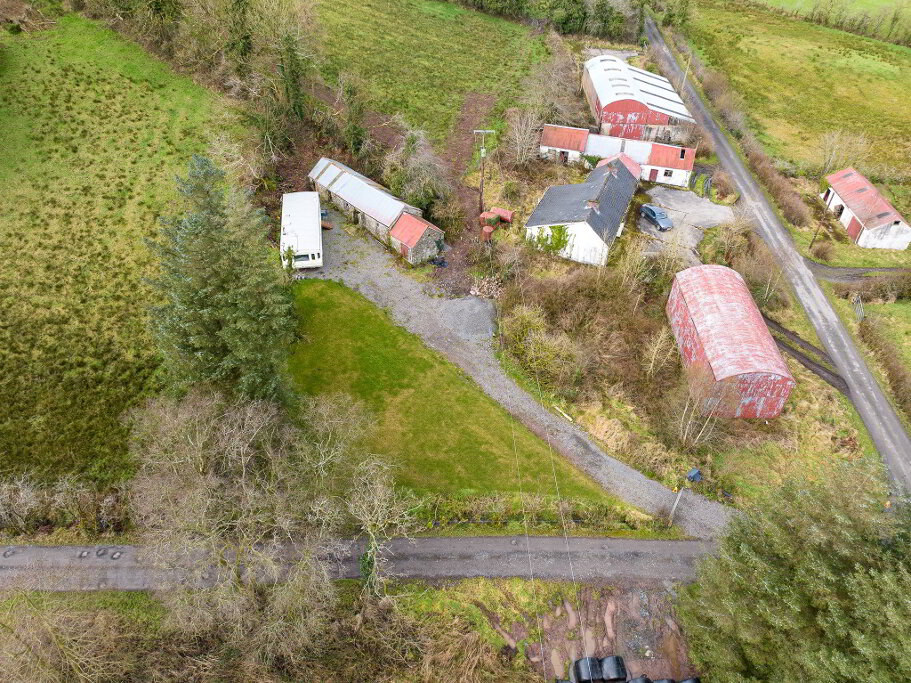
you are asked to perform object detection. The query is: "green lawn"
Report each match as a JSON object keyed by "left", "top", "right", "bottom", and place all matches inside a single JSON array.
[
  {"left": 0, "top": 17, "right": 240, "bottom": 483},
  {"left": 760, "top": 0, "right": 904, "bottom": 11},
  {"left": 289, "top": 279, "right": 608, "bottom": 501},
  {"left": 315, "top": 0, "right": 548, "bottom": 141},
  {"left": 865, "top": 298, "right": 911, "bottom": 367}
]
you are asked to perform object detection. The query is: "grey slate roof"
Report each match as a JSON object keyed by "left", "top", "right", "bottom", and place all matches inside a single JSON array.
[{"left": 526, "top": 158, "right": 638, "bottom": 245}]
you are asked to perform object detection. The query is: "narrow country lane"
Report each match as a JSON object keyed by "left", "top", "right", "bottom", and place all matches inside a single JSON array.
[
  {"left": 645, "top": 19, "right": 911, "bottom": 492},
  {"left": 0, "top": 538, "right": 714, "bottom": 591}
]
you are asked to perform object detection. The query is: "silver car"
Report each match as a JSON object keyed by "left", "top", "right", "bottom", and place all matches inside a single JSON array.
[{"left": 640, "top": 204, "right": 673, "bottom": 231}]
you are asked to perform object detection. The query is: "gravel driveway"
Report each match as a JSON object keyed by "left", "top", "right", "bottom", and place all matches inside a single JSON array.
[
  {"left": 300, "top": 213, "right": 731, "bottom": 539},
  {"left": 638, "top": 186, "right": 734, "bottom": 267}
]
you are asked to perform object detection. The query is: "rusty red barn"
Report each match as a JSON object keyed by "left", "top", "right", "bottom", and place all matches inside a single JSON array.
[
  {"left": 666, "top": 265, "right": 795, "bottom": 419},
  {"left": 582, "top": 55, "right": 694, "bottom": 141}
]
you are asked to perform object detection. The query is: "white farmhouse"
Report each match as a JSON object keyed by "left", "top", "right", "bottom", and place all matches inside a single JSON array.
[
  {"left": 539, "top": 124, "right": 695, "bottom": 188},
  {"left": 822, "top": 168, "right": 911, "bottom": 250},
  {"left": 525, "top": 155, "right": 639, "bottom": 266}
]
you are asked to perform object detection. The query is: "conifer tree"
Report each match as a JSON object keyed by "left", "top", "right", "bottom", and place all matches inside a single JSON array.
[
  {"left": 149, "top": 155, "right": 295, "bottom": 399},
  {"left": 677, "top": 462, "right": 911, "bottom": 682}
]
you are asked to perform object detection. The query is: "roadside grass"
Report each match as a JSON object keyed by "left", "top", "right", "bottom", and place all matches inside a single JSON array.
[
  {"left": 864, "top": 298, "right": 911, "bottom": 367},
  {"left": 289, "top": 279, "right": 612, "bottom": 502},
  {"left": 684, "top": 0, "right": 911, "bottom": 242},
  {"left": 315, "top": 0, "right": 548, "bottom": 141},
  {"left": 0, "top": 16, "right": 245, "bottom": 483}
]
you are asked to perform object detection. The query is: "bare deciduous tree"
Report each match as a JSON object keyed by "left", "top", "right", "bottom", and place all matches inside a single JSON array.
[
  {"left": 642, "top": 326, "right": 677, "bottom": 379},
  {"left": 384, "top": 119, "right": 452, "bottom": 211},
  {"left": 128, "top": 388, "right": 372, "bottom": 669},
  {"left": 347, "top": 459, "right": 416, "bottom": 597},
  {"left": 502, "top": 108, "right": 543, "bottom": 169},
  {"left": 520, "top": 31, "right": 587, "bottom": 126},
  {"left": 820, "top": 129, "right": 872, "bottom": 174}
]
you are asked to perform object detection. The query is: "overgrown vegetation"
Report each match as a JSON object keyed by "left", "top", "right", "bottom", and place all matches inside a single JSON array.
[
  {"left": 0, "top": 17, "right": 247, "bottom": 482},
  {"left": 859, "top": 316, "right": 911, "bottom": 423},
  {"left": 442, "top": 0, "right": 638, "bottom": 38},
  {"left": 677, "top": 461, "right": 908, "bottom": 682}
]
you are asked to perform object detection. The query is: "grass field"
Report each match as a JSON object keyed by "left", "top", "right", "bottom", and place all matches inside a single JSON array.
[
  {"left": 685, "top": 1, "right": 911, "bottom": 219},
  {"left": 0, "top": 17, "right": 243, "bottom": 483},
  {"left": 289, "top": 279, "right": 611, "bottom": 502},
  {"left": 315, "top": 0, "right": 548, "bottom": 141}
]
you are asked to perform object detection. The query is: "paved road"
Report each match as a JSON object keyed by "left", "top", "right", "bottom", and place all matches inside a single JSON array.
[
  {"left": 304, "top": 219, "right": 732, "bottom": 539},
  {"left": 0, "top": 538, "right": 712, "bottom": 591},
  {"left": 646, "top": 19, "right": 911, "bottom": 493}
]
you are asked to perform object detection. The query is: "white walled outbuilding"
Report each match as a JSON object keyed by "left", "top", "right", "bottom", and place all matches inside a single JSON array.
[{"left": 822, "top": 168, "right": 911, "bottom": 250}]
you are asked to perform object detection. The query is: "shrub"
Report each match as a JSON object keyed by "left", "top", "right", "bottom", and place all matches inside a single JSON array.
[
  {"left": 859, "top": 317, "right": 911, "bottom": 421},
  {"left": 712, "top": 169, "right": 733, "bottom": 197},
  {"left": 811, "top": 240, "right": 834, "bottom": 262},
  {"left": 677, "top": 461, "right": 909, "bottom": 682}
]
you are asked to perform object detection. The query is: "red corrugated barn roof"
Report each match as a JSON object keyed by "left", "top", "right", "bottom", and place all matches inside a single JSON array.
[
  {"left": 389, "top": 212, "right": 439, "bottom": 248},
  {"left": 597, "top": 153, "right": 642, "bottom": 179},
  {"left": 647, "top": 143, "right": 695, "bottom": 171},
  {"left": 671, "top": 265, "right": 792, "bottom": 382},
  {"left": 540, "top": 125, "right": 590, "bottom": 153},
  {"left": 826, "top": 167, "right": 905, "bottom": 230}
]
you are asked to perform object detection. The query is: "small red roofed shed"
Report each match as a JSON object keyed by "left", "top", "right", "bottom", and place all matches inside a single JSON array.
[
  {"left": 388, "top": 213, "right": 444, "bottom": 265},
  {"left": 666, "top": 265, "right": 795, "bottom": 419}
]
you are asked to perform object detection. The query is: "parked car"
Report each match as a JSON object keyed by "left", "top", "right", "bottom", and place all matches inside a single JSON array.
[{"left": 640, "top": 204, "right": 673, "bottom": 231}]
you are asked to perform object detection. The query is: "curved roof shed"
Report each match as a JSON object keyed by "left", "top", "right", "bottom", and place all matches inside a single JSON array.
[{"left": 666, "top": 265, "right": 795, "bottom": 419}]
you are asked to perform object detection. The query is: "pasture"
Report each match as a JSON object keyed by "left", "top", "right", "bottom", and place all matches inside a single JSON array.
[
  {"left": 685, "top": 0, "right": 911, "bottom": 218},
  {"left": 0, "top": 17, "right": 236, "bottom": 482},
  {"left": 289, "top": 280, "right": 611, "bottom": 502},
  {"left": 315, "top": 0, "right": 548, "bottom": 141}
]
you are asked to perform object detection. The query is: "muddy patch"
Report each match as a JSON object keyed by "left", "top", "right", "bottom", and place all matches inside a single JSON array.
[{"left": 485, "top": 580, "right": 696, "bottom": 681}]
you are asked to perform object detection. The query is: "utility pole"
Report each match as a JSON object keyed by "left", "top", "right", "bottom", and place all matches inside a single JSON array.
[{"left": 473, "top": 129, "right": 495, "bottom": 216}]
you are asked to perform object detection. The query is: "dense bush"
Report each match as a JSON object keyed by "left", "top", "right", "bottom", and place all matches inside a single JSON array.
[
  {"left": 0, "top": 476, "right": 128, "bottom": 536},
  {"left": 678, "top": 461, "right": 911, "bottom": 682},
  {"left": 859, "top": 316, "right": 911, "bottom": 423},
  {"left": 447, "top": 0, "right": 633, "bottom": 36}
]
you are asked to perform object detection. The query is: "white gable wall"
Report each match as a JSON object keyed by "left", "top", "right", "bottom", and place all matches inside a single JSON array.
[
  {"left": 524, "top": 221, "right": 611, "bottom": 266},
  {"left": 822, "top": 188, "right": 857, "bottom": 230},
  {"left": 857, "top": 220, "right": 911, "bottom": 250}
]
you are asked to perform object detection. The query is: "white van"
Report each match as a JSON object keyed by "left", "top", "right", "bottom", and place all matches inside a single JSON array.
[{"left": 280, "top": 191, "right": 323, "bottom": 269}]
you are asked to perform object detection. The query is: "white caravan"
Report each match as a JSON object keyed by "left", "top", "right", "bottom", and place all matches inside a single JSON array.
[{"left": 280, "top": 191, "right": 323, "bottom": 269}]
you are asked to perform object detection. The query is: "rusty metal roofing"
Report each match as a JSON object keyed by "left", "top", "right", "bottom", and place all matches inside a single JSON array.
[
  {"left": 647, "top": 143, "right": 695, "bottom": 171},
  {"left": 389, "top": 212, "right": 440, "bottom": 248},
  {"left": 584, "top": 55, "right": 694, "bottom": 122},
  {"left": 670, "top": 265, "right": 792, "bottom": 382},
  {"left": 597, "top": 153, "right": 642, "bottom": 180},
  {"left": 540, "top": 124, "right": 590, "bottom": 153},
  {"left": 826, "top": 167, "right": 906, "bottom": 230}
]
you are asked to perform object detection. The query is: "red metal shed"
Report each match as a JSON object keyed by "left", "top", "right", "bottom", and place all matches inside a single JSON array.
[
  {"left": 540, "top": 124, "right": 590, "bottom": 153},
  {"left": 666, "top": 265, "right": 795, "bottom": 419}
]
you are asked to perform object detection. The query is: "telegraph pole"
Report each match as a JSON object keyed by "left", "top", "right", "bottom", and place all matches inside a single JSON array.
[{"left": 473, "top": 129, "right": 495, "bottom": 216}]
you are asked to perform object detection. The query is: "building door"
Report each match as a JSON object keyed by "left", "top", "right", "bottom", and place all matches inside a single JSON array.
[
  {"left": 559, "top": 151, "right": 568, "bottom": 164},
  {"left": 400, "top": 243, "right": 409, "bottom": 260},
  {"left": 649, "top": 168, "right": 659, "bottom": 182}
]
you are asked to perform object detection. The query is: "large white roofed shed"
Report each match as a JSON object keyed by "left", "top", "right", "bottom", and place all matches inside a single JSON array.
[{"left": 584, "top": 55, "right": 694, "bottom": 122}]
